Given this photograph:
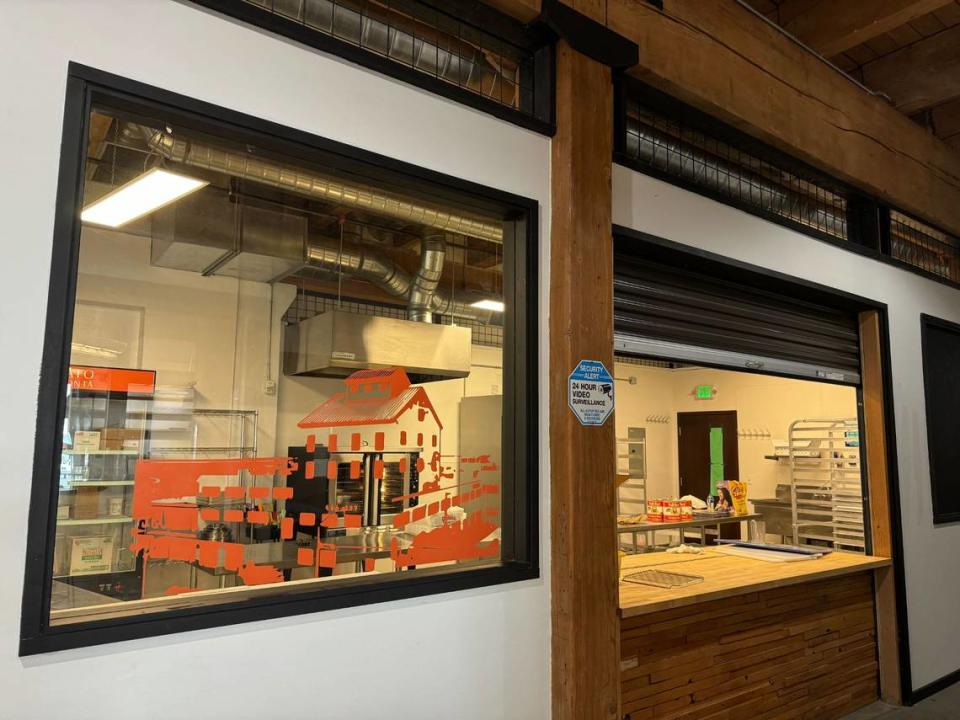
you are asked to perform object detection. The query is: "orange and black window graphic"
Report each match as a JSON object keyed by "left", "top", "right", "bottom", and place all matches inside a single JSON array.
[{"left": 129, "top": 368, "right": 500, "bottom": 599}]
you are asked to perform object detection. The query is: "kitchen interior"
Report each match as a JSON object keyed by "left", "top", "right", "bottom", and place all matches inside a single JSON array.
[
  {"left": 51, "top": 100, "right": 508, "bottom": 623},
  {"left": 613, "top": 358, "right": 865, "bottom": 554},
  {"left": 612, "top": 351, "right": 893, "bottom": 716}
]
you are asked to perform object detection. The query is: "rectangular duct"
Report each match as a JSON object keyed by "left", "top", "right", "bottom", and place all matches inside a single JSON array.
[
  {"left": 283, "top": 311, "right": 472, "bottom": 382},
  {"left": 151, "top": 188, "right": 307, "bottom": 282}
]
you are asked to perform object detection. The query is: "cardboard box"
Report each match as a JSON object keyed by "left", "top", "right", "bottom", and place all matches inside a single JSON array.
[
  {"left": 73, "top": 486, "right": 101, "bottom": 519},
  {"left": 69, "top": 536, "right": 114, "bottom": 575},
  {"left": 72, "top": 430, "right": 101, "bottom": 453},
  {"left": 101, "top": 427, "right": 142, "bottom": 451}
]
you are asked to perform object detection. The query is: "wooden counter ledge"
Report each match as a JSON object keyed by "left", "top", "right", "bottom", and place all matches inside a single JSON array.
[{"left": 619, "top": 549, "right": 890, "bottom": 618}]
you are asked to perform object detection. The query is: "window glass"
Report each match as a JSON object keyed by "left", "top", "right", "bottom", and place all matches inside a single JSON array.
[
  {"left": 50, "top": 100, "right": 513, "bottom": 626},
  {"left": 229, "top": 0, "right": 544, "bottom": 124}
]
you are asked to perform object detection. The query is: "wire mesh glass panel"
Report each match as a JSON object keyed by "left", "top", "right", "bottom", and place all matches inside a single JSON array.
[
  {"left": 622, "top": 95, "right": 849, "bottom": 242},
  {"left": 620, "top": 83, "right": 960, "bottom": 288},
  {"left": 890, "top": 210, "right": 960, "bottom": 283},
  {"left": 241, "top": 0, "right": 534, "bottom": 116}
]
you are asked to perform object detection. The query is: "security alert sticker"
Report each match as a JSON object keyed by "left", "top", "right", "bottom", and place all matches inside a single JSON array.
[{"left": 568, "top": 359, "right": 614, "bottom": 426}]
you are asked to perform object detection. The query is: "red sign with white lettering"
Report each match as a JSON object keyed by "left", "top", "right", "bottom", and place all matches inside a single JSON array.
[{"left": 67, "top": 366, "right": 156, "bottom": 395}]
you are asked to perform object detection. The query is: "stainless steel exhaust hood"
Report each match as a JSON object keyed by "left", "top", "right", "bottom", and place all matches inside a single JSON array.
[{"left": 283, "top": 311, "right": 472, "bottom": 382}]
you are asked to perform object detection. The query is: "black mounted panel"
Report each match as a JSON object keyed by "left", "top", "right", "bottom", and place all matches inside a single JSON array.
[{"left": 921, "top": 314, "right": 960, "bottom": 524}]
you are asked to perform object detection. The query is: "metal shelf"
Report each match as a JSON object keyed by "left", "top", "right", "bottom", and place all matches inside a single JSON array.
[
  {"left": 149, "top": 446, "right": 255, "bottom": 454},
  {"left": 63, "top": 449, "right": 140, "bottom": 456},
  {"left": 67, "top": 480, "right": 134, "bottom": 487},
  {"left": 789, "top": 418, "right": 865, "bottom": 553},
  {"left": 58, "top": 516, "right": 133, "bottom": 526},
  {"left": 617, "top": 427, "right": 647, "bottom": 547}
]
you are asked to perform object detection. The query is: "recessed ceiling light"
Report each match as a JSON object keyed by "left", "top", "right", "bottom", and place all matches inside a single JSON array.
[
  {"left": 470, "top": 299, "right": 505, "bottom": 312},
  {"left": 81, "top": 168, "right": 208, "bottom": 228}
]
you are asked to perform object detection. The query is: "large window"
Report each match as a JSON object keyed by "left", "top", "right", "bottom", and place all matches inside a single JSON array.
[{"left": 20, "top": 65, "right": 538, "bottom": 654}]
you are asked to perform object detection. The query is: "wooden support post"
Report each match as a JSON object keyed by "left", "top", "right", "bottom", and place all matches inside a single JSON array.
[
  {"left": 859, "top": 310, "right": 903, "bottom": 705},
  {"left": 550, "top": 39, "right": 619, "bottom": 720}
]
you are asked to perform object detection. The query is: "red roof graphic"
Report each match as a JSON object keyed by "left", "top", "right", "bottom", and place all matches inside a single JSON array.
[{"left": 298, "top": 368, "right": 443, "bottom": 429}]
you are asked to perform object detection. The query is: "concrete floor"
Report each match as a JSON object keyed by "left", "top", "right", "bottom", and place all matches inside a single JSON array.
[{"left": 843, "top": 682, "right": 960, "bottom": 719}]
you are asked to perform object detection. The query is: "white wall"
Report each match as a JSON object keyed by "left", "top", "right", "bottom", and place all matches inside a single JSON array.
[
  {"left": 613, "top": 165, "right": 960, "bottom": 691},
  {"left": 0, "top": 2, "right": 550, "bottom": 718}
]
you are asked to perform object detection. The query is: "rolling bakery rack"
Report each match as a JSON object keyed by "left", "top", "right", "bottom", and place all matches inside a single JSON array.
[
  {"left": 788, "top": 418, "right": 866, "bottom": 552},
  {"left": 616, "top": 426, "right": 647, "bottom": 518}
]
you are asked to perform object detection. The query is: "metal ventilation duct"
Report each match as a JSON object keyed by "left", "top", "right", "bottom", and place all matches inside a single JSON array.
[
  {"left": 138, "top": 126, "right": 504, "bottom": 244},
  {"left": 151, "top": 188, "right": 308, "bottom": 282},
  {"left": 305, "top": 237, "right": 483, "bottom": 320},
  {"left": 625, "top": 120, "right": 847, "bottom": 239},
  {"left": 244, "top": 0, "right": 518, "bottom": 108},
  {"left": 148, "top": 185, "right": 489, "bottom": 320},
  {"left": 408, "top": 235, "right": 446, "bottom": 322}
]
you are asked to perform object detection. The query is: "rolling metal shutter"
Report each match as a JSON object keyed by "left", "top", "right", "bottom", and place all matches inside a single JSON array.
[{"left": 613, "top": 257, "right": 862, "bottom": 384}]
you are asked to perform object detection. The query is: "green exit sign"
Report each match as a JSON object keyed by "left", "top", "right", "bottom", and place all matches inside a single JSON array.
[{"left": 695, "top": 384, "right": 715, "bottom": 399}]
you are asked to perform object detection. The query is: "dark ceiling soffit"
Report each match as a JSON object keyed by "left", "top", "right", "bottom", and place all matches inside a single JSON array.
[{"left": 535, "top": 0, "right": 639, "bottom": 70}]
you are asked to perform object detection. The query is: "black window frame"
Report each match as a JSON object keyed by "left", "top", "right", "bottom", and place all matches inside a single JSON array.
[
  {"left": 187, "top": 0, "right": 556, "bottom": 136},
  {"left": 920, "top": 313, "right": 960, "bottom": 525},
  {"left": 19, "top": 62, "right": 540, "bottom": 655}
]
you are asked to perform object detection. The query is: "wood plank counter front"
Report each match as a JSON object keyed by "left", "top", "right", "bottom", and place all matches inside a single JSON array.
[{"left": 618, "top": 550, "right": 891, "bottom": 720}]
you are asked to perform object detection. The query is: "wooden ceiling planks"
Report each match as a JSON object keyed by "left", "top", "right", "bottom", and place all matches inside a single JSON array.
[
  {"left": 743, "top": 0, "right": 960, "bottom": 170},
  {"left": 861, "top": 24, "right": 960, "bottom": 113},
  {"left": 776, "top": 0, "right": 955, "bottom": 57}
]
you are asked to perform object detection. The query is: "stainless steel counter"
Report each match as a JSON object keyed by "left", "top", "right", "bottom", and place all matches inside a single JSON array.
[
  {"left": 750, "top": 498, "right": 792, "bottom": 538},
  {"left": 617, "top": 513, "right": 760, "bottom": 554}
]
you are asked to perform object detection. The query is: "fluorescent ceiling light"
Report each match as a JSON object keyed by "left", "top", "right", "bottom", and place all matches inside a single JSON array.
[
  {"left": 81, "top": 168, "right": 207, "bottom": 228},
  {"left": 470, "top": 299, "right": 505, "bottom": 313},
  {"left": 71, "top": 342, "right": 123, "bottom": 359}
]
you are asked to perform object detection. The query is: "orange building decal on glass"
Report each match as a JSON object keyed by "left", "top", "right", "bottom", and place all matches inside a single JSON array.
[{"left": 127, "top": 368, "right": 499, "bottom": 597}]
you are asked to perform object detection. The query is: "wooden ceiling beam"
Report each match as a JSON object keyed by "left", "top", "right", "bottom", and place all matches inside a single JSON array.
[
  {"left": 861, "top": 25, "right": 960, "bottom": 113},
  {"left": 482, "top": 0, "right": 539, "bottom": 23},
  {"left": 485, "top": 0, "right": 960, "bottom": 234},
  {"left": 930, "top": 97, "right": 960, "bottom": 141},
  {"left": 608, "top": 0, "right": 960, "bottom": 235},
  {"left": 775, "top": 0, "right": 955, "bottom": 58}
]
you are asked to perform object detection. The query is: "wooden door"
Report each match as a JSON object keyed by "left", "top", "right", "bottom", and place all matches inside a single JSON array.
[
  {"left": 677, "top": 411, "right": 739, "bottom": 500},
  {"left": 678, "top": 411, "right": 739, "bottom": 541}
]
